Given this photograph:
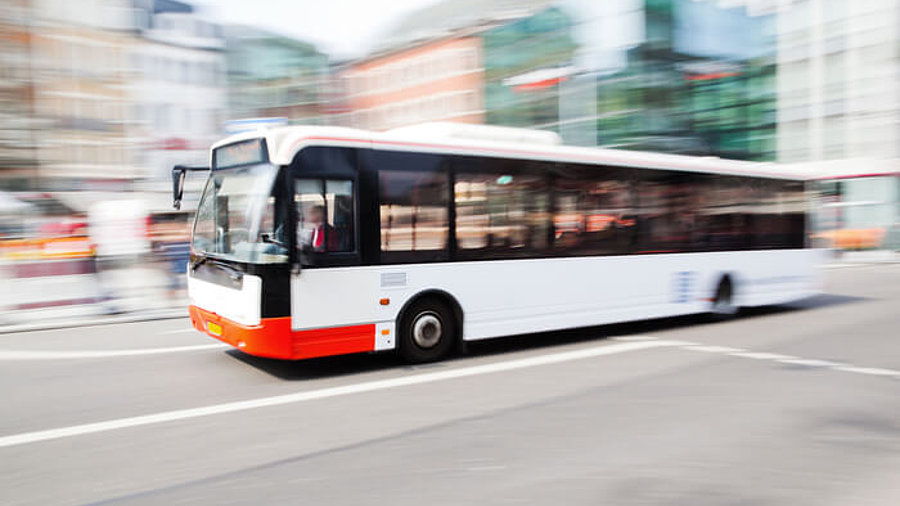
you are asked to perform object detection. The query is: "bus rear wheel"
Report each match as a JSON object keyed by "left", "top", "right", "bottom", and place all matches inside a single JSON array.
[
  {"left": 399, "top": 298, "right": 457, "bottom": 363},
  {"left": 710, "top": 277, "right": 738, "bottom": 319}
]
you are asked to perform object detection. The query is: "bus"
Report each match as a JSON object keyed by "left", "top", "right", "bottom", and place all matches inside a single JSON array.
[{"left": 173, "top": 123, "right": 823, "bottom": 363}]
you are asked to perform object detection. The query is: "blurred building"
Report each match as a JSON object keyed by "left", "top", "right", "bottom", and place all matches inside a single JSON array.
[
  {"left": 129, "top": 0, "right": 226, "bottom": 189},
  {"left": 342, "top": 0, "right": 571, "bottom": 132},
  {"left": 592, "top": 0, "right": 776, "bottom": 160},
  {"left": 225, "top": 26, "right": 329, "bottom": 125},
  {"left": 483, "top": 7, "right": 578, "bottom": 131},
  {"left": 375, "top": 0, "right": 557, "bottom": 53},
  {"left": 346, "top": 0, "right": 778, "bottom": 161},
  {"left": 340, "top": 33, "right": 486, "bottom": 131},
  {"left": 0, "top": 0, "right": 42, "bottom": 190},
  {"left": 29, "top": 0, "right": 136, "bottom": 190},
  {"left": 776, "top": 0, "right": 900, "bottom": 161}
]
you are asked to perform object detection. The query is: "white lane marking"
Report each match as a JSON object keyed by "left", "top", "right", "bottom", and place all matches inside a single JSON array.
[
  {"left": 685, "top": 345, "right": 746, "bottom": 354},
  {"left": 161, "top": 329, "right": 195, "bottom": 335},
  {"left": 833, "top": 366, "right": 900, "bottom": 377},
  {"left": 729, "top": 351, "right": 795, "bottom": 361},
  {"left": 0, "top": 338, "right": 678, "bottom": 449},
  {"left": 777, "top": 358, "right": 847, "bottom": 368},
  {"left": 0, "top": 344, "right": 228, "bottom": 360},
  {"left": 614, "top": 336, "right": 900, "bottom": 380}
]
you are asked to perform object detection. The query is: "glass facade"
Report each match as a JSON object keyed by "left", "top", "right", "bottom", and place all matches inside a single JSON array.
[
  {"left": 225, "top": 28, "right": 330, "bottom": 124},
  {"left": 476, "top": 1, "right": 776, "bottom": 161},
  {"left": 595, "top": 0, "right": 776, "bottom": 161},
  {"left": 481, "top": 7, "right": 578, "bottom": 131}
]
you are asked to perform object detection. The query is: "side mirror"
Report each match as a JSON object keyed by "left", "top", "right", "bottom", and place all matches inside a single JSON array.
[{"left": 172, "top": 165, "right": 209, "bottom": 210}]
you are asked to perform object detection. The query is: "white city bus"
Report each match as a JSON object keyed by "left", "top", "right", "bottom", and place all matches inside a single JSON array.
[{"left": 174, "top": 124, "right": 823, "bottom": 363}]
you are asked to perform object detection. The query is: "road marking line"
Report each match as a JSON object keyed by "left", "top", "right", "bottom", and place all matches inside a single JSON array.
[
  {"left": 0, "top": 339, "right": 678, "bottom": 449},
  {"left": 0, "top": 344, "right": 228, "bottom": 360},
  {"left": 833, "top": 366, "right": 900, "bottom": 377},
  {"left": 612, "top": 337, "right": 698, "bottom": 346},
  {"left": 728, "top": 352, "right": 795, "bottom": 361},
  {"left": 684, "top": 345, "right": 746, "bottom": 354},
  {"left": 161, "top": 329, "right": 195, "bottom": 335},
  {"left": 666, "top": 338, "right": 900, "bottom": 379},
  {"left": 777, "top": 358, "right": 846, "bottom": 368}
]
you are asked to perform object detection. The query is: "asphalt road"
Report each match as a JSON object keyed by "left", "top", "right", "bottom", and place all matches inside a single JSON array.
[{"left": 1, "top": 264, "right": 899, "bottom": 505}]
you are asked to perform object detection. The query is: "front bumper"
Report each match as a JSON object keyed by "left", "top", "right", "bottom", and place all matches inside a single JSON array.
[{"left": 190, "top": 305, "right": 378, "bottom": 360}]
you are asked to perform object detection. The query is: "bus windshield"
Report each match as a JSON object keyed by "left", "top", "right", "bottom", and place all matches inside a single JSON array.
[{"left": 192, "top": 164, "right": 287, "bottom": 264}]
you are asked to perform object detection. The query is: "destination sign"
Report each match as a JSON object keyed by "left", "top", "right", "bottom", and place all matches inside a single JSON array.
[{"left": 213, "top": 138, "right": 268, "bottom": 170}]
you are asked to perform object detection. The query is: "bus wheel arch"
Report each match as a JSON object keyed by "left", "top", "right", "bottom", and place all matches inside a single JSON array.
[
  {"left": 710, "top": 274, "right": 738, "bottom": 318},
  {"left": 396, "top": 290, "right": 462, "bottom": 363}
]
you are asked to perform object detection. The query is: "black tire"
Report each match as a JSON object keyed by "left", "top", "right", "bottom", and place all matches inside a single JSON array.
[
  {"left": 709, "top": 277, "right": 738, "bottom": 320},
  {"left": 398, "top": 297, "right": 457, "bottom": 363}
]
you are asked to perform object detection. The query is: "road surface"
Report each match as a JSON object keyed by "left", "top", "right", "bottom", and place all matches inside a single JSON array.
[{"left": 1, "top": 264, "right": 898, "bottom": 505}]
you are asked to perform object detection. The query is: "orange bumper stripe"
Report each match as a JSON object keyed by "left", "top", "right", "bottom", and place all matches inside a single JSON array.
[{"left": 189, "top": 306, "right": 376, "bottom": 360}]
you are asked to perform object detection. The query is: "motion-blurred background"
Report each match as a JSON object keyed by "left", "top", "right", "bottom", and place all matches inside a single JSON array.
[{"left": 0, "top": 0, "right": 898, "bottom": 325}]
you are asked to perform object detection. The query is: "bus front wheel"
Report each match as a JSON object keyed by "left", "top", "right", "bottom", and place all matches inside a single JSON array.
[{"left": 399, "top": 298, "right": 457, "bottom": 363}]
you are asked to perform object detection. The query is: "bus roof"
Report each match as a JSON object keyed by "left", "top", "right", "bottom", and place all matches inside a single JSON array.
[
  {"left": 782, "top": 158, "right": 900, "bottom": 181},
  {"left": 211, "top": 124, "right": 805, "bottom": 181}
]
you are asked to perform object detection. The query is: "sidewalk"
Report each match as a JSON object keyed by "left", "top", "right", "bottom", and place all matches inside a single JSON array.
[
  {"left": 0, "top": 306, "right": 189, "bottom": 334},
  {"left": 0, "top": 264, "right": 190, "bottom": 334},
  {"left": 825, "top": 249, "right": 900, "bottom": 267}
]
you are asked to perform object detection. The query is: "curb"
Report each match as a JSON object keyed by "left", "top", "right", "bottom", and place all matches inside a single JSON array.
[{"left": 0, "top": 308, "right": 189, "bottom": 334}]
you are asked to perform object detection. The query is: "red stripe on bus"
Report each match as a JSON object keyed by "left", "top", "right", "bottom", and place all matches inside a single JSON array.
[
  {"left": 189, "top": 306, "right": 376, "bottom": 360},
  {"left": 190, "top": 306, "right": 293, "bottom": 359},
  {"left": 813, "top": 172, "right": 900, "bottom": 180},
  {"left": 291, "top": 324, "right": 376, "bottom": 360}
]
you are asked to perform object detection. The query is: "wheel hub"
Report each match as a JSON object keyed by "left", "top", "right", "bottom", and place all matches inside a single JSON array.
[{"left": 412, "top": 312, "right": 442, "bottom": 349}]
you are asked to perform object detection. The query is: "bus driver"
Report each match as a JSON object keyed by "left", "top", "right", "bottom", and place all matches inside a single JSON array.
[{"left": 300, "top": 205, "right": 337, "bottom": 252}]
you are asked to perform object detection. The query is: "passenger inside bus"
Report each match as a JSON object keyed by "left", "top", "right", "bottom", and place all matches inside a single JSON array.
[{"left": 299, "top": 205, "right": 337, "bottom": 252}]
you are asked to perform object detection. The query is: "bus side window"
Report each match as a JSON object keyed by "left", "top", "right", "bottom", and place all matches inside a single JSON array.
[
  {"left": 637, "top": 173, "right": 698, "bottom": 253},
  {"left": 552, "top": 164, "right": 635, "bottom": 256},
  {"left": 325, "top": 180, "right": 355, "bottom": 253},
  {"left": 379, "top": 170, "right": 449, "bottom": 254},
  {"left": 453, "top": 162, "right": 550, "bottom": 258},
  {"left": 294, "top": 179, "right": 356, "bottom": 254}
]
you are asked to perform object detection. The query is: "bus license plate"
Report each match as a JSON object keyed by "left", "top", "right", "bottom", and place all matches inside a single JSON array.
[{"left": 207, "top": 322, "right": 222, "bottom": 336}]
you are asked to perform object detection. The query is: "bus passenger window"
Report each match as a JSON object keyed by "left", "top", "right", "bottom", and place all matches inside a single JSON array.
[
  {"left": 637, "top": 174, "right": 698, "bottom": 253},
  {"left": 552, "top": 165, "right": 635, "bottom": 256},
  {"left": 326, "top": 180, "right": 354, "bottom": 253},
  {"left": 454, "top": 173, "right": 549, "bottom": 255},
  {"left": 379, "top": 170, "right": 448, "bottom": 254},
  {"left": 294, "top": 179, "right": 355, "bottom": 254}
]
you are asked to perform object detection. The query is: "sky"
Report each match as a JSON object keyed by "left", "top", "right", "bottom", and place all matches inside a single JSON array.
[
  {"left": 188, "top": 0, "right": 635, "bottom": 68},
  {"left": 188, "top": 0, "right": 770, "bottom": 69},
  {"left": 190, "top": 0, "right": 443, "bottom": 59}
]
